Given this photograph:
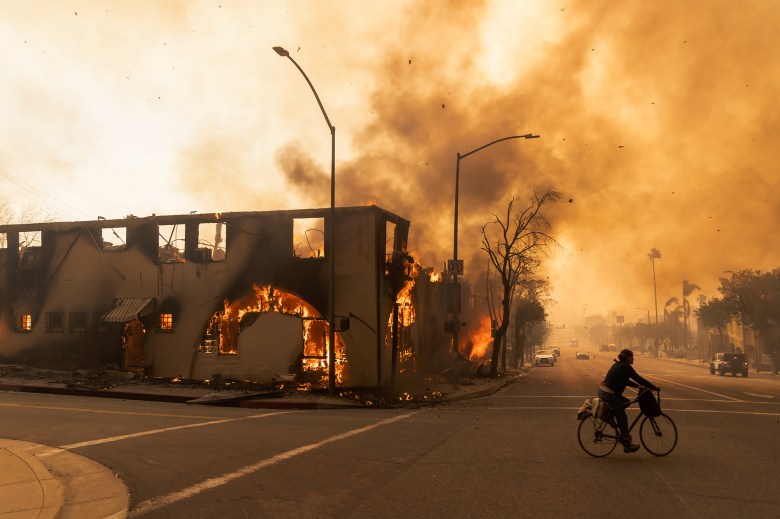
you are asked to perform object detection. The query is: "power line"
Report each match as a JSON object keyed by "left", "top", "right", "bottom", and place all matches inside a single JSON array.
[{"left": 0, "top": 167, "right": 92, "bottom": 221}]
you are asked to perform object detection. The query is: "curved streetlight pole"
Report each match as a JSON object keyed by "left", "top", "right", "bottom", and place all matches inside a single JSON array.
[
  {"left": 450, "top": 133, "right": 539, "bottom": 375},
  {"left": 636, "top": 307, "right": 650, "bottom": 352},
  {"left": 273, "top": 46, "right": 337, "bottom": 394}
]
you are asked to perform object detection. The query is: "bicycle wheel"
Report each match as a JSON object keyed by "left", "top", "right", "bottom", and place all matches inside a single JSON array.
[
  {"left": 577, "top": 417, "right": 618, "bottom": 457},
  {"left": 639, "top": 413, "right": 678, "bottom": 456}
]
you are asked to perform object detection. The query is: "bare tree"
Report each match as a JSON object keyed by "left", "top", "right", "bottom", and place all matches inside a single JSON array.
[{"left": 480, "top": 190, "right": 561, "bottom": 377}]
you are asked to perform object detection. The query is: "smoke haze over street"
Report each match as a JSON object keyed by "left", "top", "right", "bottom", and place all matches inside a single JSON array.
[{"left": 1, "top": 1, "right": 778, "bottom": 325}]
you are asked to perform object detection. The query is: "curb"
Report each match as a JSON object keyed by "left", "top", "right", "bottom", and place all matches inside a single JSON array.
[{"left": 0, "top": 383, "right": 194, "bottom": 403}]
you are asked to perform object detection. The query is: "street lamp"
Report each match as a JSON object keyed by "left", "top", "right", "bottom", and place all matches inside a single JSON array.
[
  {"left": 273, "top": 46, "right": 338, "bottom": 394},
  {"left": 636, "top": 307, "right": 650, "bottom": 352},
  {"left": 449, "top": 133, "right": 539, "bottom": 373}
]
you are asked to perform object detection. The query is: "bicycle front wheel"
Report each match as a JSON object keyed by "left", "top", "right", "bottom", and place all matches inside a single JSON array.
[
  {"left": 639, "top": 413, "right": 678, "bottom": 456},
  {"left": 577, "top": 417, "right": 618, "bottom": 457}
]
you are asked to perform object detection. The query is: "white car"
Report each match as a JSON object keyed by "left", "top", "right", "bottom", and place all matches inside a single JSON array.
[{"left": 534, "top": 350, "right": 556, "bottom": 367}]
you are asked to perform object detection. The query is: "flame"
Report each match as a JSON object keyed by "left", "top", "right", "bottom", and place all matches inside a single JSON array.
[
  {"left": 210, "top": 284, "right": 346, "bottom": 386},
  {"left": 460, "top": 314, "right": 493, "bottom": 360},
  {"left": 215, "top": 212, "right": 222, "bottom": 219},
  {"left": 429, "top": 271, "right": 442, "bottom": 282}
]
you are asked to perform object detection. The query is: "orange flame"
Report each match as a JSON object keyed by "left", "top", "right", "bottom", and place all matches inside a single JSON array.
[
  {"left": 460, "top": 314, "right": 493, "bottom": 360},
  {"left": 213, "top": 284, "right": 346, "bottom": 385}
]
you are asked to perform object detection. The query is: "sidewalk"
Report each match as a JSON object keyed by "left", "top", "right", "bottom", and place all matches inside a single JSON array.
[
  {"left": 0, "top": 438, "right": 128, "bottom": 518},
  {"left": 0, "top": 365, "right": 523, "bottom": 518},
  {"left": 0, "top": 365, "right": 524, "bottom": 410}
]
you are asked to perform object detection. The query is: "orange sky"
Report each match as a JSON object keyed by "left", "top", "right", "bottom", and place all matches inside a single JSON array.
[{"left": 1, "top": 1, "right": 778, "bottom": 326}]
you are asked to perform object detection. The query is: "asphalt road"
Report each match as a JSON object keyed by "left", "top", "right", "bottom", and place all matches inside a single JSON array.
[{"left": 1, "top": 352, "right": 778, "bottom": 518}]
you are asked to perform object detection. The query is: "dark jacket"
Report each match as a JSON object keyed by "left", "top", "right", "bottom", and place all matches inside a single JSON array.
[{"left": 601, "top": 360, "right": 656, "bottom": 396}]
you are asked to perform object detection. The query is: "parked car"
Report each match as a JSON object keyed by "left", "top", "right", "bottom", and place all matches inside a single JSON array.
[
  {"left": 576, "top": 352, "right": 590, "bottom": 360},
  {"left": 709, "top": 352, "right": 749, "bottom": 377},
  {"left": 534, "top": 350, "right": 556, "bottom": 367}
]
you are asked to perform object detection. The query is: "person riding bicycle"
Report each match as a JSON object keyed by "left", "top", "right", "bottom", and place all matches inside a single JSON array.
[{"left": 598, "top": 348, "right": 659, "bottom": 453}]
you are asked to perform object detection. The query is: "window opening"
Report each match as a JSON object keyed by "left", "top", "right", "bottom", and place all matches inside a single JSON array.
[
  {"left": 45, "top": 312, "right": 65, "bottom": 332},
  {"left": 158, "top": 224, "right": 185, "bottom": 263},
  {"left": 18, "top": 231, "right": 42, "bottom": 267},
  {"left": 0, "top": 232, "right": 6, "bottom": 248},
  {"left": 385, "top": 220, "right": 397, "bottom": 275},
  {"left": 101, "top": 226, "right": 126, "bottom": 251},
  {"left": 159, "top": 313, "right": 174, "bottom": 332},
  {"left": 92, "top": 312, "right": 109, "bottom": 333},
  {"left": 18, "top": 314, "right": 32, "bottom": 332},
  {"left": 69, "top": 312, "right": 88, "bottom": 333},
  {"left": 197, "top": 222, "right": 226, "bottom": 261},
  {"left": 293, "top": 218, "right": 325, "bottom": 258}
]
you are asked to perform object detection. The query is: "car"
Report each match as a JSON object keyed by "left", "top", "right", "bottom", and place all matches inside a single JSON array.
[
  {"left": 535, "top": 356, "right": 555, "bottom": 367},
  {"left": 576, "top": 352, "right": 590, "bottom": 360},
  {"left": 534, "top": 350, "right": 556, "bottom": 367},
  {"left": 551, "top": 347, "right": 561, "bottom": 357},
  {"left": 709, "top": 352, "right": 749, "bottom": 377}
]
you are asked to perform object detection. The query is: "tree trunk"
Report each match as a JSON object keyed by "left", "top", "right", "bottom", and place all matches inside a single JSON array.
[{"left": 490, "top": 321, "right": 510, "bottom": 377}]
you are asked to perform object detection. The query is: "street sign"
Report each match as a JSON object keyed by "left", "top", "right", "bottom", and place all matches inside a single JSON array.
[{"left": 447, "top": 259, "right": 464, "bottom": 276}]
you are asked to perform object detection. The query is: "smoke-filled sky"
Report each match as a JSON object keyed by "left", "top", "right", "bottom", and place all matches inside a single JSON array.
[{"left": 2, "top": 0, "right": 779, "bottom": 327}]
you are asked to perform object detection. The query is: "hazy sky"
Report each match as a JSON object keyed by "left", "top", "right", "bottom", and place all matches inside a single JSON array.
[{"left": 2, "top": 0, "right": 779, "bottom": 326}]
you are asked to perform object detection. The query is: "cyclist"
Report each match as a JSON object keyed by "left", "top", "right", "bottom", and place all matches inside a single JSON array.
[{"left": 598, "top": 348, "right": 659, "bottom": 453}]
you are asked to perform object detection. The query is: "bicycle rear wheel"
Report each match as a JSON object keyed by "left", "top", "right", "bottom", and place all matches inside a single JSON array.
[
  {"left": 577, "top": 417, "right": 618, "bottom": 457},
  {"left": 639, "top": 413, "right": 678, "bottom": 456}
]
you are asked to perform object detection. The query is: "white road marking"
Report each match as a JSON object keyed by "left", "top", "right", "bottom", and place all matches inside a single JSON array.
[
  {"left": 58, "top": 411, "right": 298, "bottom": 450},
  {"left": 649, "top": 376, "right": 745, "bottom": 402},
  {"left": 646, "top": 461, "right": 701, "bottom": 518},
  {"left": 744, "top": 392, "right": 774, "bottom": 399},
  {"left": 128, "top": 411, "right": 418, "bottom": 518},
  {"left": 0, "top": 401, "right": 223, "bottom": 420}
]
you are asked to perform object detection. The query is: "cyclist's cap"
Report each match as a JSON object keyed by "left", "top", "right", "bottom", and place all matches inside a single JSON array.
[{"left": 620, "top": 348, "right": 634, "bottom": 358}]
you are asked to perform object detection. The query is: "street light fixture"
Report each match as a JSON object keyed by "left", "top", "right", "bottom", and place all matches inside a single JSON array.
[
  {"left": 273, "top": 46, "right": 338, "bottom": 394},
  {"left": 449, "top": 133, "right": 540, "bottom": 373},
  {"left": 636, "top": 307, "right": 650, "bottom": 352}
]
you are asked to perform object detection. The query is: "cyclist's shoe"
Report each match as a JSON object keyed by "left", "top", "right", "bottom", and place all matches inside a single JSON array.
[{"left": 621, "top": 435, "right": 640, "bottom": 453}]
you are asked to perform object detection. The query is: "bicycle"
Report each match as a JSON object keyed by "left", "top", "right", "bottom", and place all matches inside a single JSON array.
[{"left": 577, "top": 387, "right": 678, "bottom": 457}]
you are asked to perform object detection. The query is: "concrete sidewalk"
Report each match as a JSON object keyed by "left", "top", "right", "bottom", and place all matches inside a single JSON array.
[
  {"left": 0, "top": 369, "right": 523, "bottom": 518},
  {"left": 0, "top": 438, "right": 128, "bottom": 519}
]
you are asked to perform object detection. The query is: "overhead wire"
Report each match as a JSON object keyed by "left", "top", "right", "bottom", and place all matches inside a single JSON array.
[{"left": 0, "top": 167, "right": 92, "bottom": 221}]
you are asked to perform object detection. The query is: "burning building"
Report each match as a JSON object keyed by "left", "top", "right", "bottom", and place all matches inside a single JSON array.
[{"left": 0, "top": 206, "right": 431, "bottom": 388}]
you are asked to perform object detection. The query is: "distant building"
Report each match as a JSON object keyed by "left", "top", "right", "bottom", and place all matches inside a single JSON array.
[{"left": 0, "top": 206, "right": 430, "bottom": 388}]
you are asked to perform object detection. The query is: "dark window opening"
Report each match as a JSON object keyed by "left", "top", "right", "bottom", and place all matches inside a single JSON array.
[
  {"left": 93, "top": 312, "right": 109, "bottom": 333},
  {"left": 69, "top": 312, "right": 88, "bottom": 333},
  {"left": 45, "top": 312, "right": 65, "bottom": 333}
]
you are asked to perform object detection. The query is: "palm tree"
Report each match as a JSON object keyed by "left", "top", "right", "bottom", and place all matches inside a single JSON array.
[{"left": 664, "top": 297, "right": 683, "bottom": 352}]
